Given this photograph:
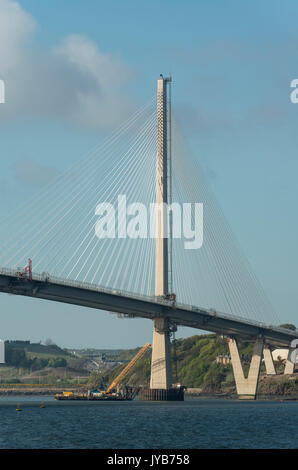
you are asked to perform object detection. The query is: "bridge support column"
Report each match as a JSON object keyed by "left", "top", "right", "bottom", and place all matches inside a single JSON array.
[
  {"left": 228, "top": 337, "right": 264, "bottom": 400},
  {"left": 263, "top": 346, "right": 276, "bottom": 375},
  {"left": 284, "top": 348, "right": 296, "bottom": 374},
  {"left": 141, "top": 75, "right": 182, "bottom": 401},
  {"left": 146, "top": 75, "right": 178, "bottom": 399},
  {"left": 150, "top": 317, "right": 172, "bottom": 389}
]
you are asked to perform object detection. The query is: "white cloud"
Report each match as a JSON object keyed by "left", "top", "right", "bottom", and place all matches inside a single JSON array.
[
  {"left": 54, "top": 35, "right": 134, "bottom": 129},
  {"left": 0, "top": 0, "right": 135, "bottom": 130},
  {"left": 0, "top": 0, "right": 36, "bottom": 73}
]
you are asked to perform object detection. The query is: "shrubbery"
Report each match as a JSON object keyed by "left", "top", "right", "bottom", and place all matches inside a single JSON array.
[
  {"left": 47, "top": 357, "right": 67, "bottom": 368},
  {"left": 4, "top": 343, "right": 67, "bottom": 369}
]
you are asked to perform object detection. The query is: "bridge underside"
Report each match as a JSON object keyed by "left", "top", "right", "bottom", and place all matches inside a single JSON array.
[{"left": 0, "top": 273, "right": 295, "bottom": 349}]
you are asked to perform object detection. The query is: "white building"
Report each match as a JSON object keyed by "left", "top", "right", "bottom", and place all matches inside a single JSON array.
[{"left": 272, "top": 348, "right": 298, "bottom": 363}]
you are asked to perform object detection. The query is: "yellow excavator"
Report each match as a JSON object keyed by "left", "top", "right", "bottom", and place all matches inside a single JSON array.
[{"left": 103, "top": 342, "right": 151, "bottom": 395}]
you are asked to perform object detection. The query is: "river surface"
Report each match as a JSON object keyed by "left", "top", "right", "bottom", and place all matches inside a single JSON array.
[{"left": 0, "top": 396, "right": 297, "bottom": 449}]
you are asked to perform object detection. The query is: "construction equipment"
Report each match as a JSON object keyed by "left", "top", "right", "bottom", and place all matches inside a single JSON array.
[
  {"left": 104, "top": 342, "right": 151, "bottom": 394},
  {"left": 15, "top": 259, "right": 32, "bottom": 281},
  {"left": 54, "top": 342, "right": 151, "bottom": 401},
  {"left": 165, "top": 293, "right": 176, "bottom": 302}
]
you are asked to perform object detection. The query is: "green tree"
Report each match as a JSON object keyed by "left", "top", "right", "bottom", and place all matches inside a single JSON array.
[
  {"left": 5, "top": 344, "right": 30, "bottom": 367},
  {"left": 88, "top": 372, "right": 104, "bottom": 388},
  {"left": 48, "top": 357, "right": 67, "bottom": 368}
]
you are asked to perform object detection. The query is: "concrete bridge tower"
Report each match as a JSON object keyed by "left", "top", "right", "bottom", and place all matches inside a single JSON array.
[
  {"left": 150, "top": 76, "right": 172, "bottom": 391},
  {"left": 143, "top": 75, "right": 183, "bottom": 401}
]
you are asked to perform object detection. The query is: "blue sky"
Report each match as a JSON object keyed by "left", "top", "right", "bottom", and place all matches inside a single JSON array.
[{"left": 0, "top": 0, "right": 297, "bottom": 348}]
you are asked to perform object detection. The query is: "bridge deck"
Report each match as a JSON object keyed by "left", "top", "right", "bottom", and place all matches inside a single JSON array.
[{"left": 0, "top": 268, "right": 295, "bottom": 348}]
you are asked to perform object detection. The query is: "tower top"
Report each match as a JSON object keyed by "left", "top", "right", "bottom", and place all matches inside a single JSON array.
[{"left": 158, "top": 74, "right": 172, "bottom": 82}]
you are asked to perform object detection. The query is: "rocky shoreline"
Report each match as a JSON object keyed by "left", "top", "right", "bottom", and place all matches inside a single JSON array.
[
  {"left": 0, "top": 387, "right": 82, "bottom": 396},
  {"left": 0, "top": 386, "right": 297, "bottom": 401}
]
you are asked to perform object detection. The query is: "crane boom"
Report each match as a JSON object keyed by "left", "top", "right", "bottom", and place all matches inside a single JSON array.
[{"left": 105, "top": 343, "right": 151, "bottom": 394}]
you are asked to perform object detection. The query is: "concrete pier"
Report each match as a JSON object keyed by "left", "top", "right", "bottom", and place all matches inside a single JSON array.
[
  {"left": 263, "top": 346, "right": 276, "bottom": 375},
  {"left": 284, "top": 348, "right": 296, "bottom": 374},
  {"left": 150, "top": 317, "right": 172, "bottom": 389},
  {"left": 140, "top": 387, "right": 184, "bottom": 401},
  {"left": 228, "top": 337, "right": 264, "bottom": 399}
]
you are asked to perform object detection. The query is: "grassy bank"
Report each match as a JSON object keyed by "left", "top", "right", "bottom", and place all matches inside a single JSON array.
[{"left": 1, "top": 335, "right": 297, "bottom": 397}]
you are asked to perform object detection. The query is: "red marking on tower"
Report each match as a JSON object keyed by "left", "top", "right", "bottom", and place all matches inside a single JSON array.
[{"left": 24, "top": 258, "right": 32, "bottom": 281}]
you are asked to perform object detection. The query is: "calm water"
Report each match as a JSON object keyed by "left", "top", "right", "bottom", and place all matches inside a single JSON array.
[{"left": 0, "top": 396, "right": 297, "bottom": 449}]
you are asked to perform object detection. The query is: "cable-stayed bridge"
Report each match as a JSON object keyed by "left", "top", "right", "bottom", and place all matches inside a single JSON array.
[
  {"left": 0, "top": 267, "right": 295, "bottom": 347},
  {"left": 0, "top": 76, "right": 296, "bottom": 400}
]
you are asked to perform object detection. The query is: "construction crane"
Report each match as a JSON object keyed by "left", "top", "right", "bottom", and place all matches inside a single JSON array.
[
  {"left": 104, "top": 342, "right": 151, "bottom": 394},
  {"left": 55, "top": 342, "right": 151, "bottom": 401}
]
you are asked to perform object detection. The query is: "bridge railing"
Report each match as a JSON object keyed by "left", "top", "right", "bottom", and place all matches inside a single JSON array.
[{"left": 0, "top": 266, "right": 295, "bottom": 337}]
